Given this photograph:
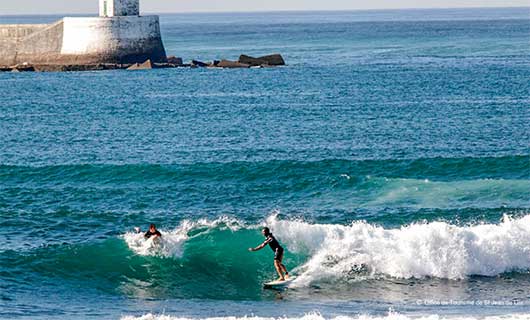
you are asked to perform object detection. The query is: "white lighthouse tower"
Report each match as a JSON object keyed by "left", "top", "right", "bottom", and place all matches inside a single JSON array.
[
  {"left": 0, "top": 0, "right": 167, "bottom": 66},
  {"left": 99, "top": 0, "right": 140, "bottom": 17}
]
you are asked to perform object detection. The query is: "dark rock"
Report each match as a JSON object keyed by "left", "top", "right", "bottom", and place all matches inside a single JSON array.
[
  {"left": 127, "top": 59, "right": 153, "bottom": 70},
  {"left": 259, "top": 54, "right": 285, "bottom": 66},
  {"left": 171, "top": 63, "right": 192, "bottom": 68},
  {"left": 216, "top": 60, "right": 250, "bottom": 68},
  {"left": 32, "top": 65, "right": 67, "bottom": 72},
  {"left": 167, "top": 56, "right": 183, "bottom": 65},
  {"left": 153, "top": 63, "right": 173, "bottom": 69},
  {"left": 32, "top": 64, "right": 125, "bottom": 72},
  {"left": 239, "top": 54, "right": 285, "bottom": 66},
  {"left": 11, "top": 64, "right": 35, "bottom": 72},
  {"left": 191, "top": 60, "right": 209, "bottom": 67},
  {"left": 100, "top": 63, "right": 120, "bottom": 70}
]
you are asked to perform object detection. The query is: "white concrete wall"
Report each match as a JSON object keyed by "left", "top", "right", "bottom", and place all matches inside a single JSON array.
[
  {"left": 99, "top": 0, "right": 139, "bottom": 17},
  {"left": 61, "top": 16, "right": 160, "bottom": 55},
  {"left": 1, "top": 12, "right": 167, "bottom": 65}
]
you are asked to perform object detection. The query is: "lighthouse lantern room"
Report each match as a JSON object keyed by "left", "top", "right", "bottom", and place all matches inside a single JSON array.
[{"left": 99, "top": 0, "right": 140, "bottom": 17}]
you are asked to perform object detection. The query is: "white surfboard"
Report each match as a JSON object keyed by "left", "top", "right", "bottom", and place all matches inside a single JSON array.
[{"left": 264, "top": 276, "right": 296, "bottom": 289}]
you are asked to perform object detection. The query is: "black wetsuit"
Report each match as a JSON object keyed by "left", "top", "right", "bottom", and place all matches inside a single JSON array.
[
  {"left": 144, "top": 230, "right": 162, "bottom": 239},
  {"left": 264, "top": 234, "right": 284, "bottom": 261}
]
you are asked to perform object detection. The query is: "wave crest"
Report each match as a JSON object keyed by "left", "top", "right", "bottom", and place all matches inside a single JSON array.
[
  {"left": 123, "top": 214, "right": 530, "bottom": 282},
  {"left": 123, "top": 216, "right": 244, "bottom": 258},
  {"left": 266, "top": 214, "right": 530, "bottom": 282}
]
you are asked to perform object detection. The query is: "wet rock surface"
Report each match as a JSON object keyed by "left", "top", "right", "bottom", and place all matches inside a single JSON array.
[{"left": 238, "top": 54, "right": 285, "bottom": 66}]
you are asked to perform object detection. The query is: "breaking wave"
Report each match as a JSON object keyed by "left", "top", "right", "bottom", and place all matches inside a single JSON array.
[
  {"left": 123, "top": 216, "right": 244, "bottom": 258},
  {"left": 122, "top": 214, "right": 530, "bottom": 282},
  {"left": 267, "top": 214, "right": 530, "bottom": 282}
]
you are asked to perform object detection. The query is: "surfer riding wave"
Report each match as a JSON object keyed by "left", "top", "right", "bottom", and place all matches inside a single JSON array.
[{"left": 249, "top": 227, "right": 290, "bottom": 281}]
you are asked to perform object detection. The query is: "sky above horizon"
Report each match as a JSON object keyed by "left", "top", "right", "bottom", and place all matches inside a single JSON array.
[{"left": 0, "top": 0, "right": 528, "bottom": 15}]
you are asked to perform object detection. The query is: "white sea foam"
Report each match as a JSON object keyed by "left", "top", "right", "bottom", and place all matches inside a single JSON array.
[
  {"left": 121, "top": 312, "right": 530, "bottom": 320},
  {"left": 123, "top": 213, "right": 530, "bottom": 281},
  {"left": 266, "top": 214, "right": 530, "bottom": 283},
  {"left": 123, "top": 216, "right": 243, "bottom": 258}
]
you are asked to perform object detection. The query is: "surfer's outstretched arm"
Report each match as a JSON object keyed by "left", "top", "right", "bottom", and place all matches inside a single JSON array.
[{"left": 248, "top": 241, "right": 267, "bottom": 252}]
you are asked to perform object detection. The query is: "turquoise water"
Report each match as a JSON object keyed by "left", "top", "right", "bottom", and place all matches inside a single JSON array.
[{"left": 0, "top": 7, "right": 529, "bottom": 320}]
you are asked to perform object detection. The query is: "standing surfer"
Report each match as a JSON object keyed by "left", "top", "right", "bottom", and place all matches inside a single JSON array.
[{"left": 249, "top": 227, "right": 289, "bottom": 281}]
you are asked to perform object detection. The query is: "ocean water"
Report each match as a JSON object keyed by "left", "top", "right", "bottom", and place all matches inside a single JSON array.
[{"left": 1, "top": 7, "right": 530, "bottom": 320}]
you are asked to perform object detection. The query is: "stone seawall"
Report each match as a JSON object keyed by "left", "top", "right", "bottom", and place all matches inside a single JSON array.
[
  {"left": 0, "top": 16, "right": 167, "bottom": 66},
  {"left": 0, "top": 24, "right": 49, "bottom": 38}
]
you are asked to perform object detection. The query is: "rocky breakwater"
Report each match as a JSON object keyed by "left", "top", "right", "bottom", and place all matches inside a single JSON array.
[
  {"left": 191, "top": 54, "right": 286, "bottom": 69},
  {"left": 0, "top": 54, "right": 286, "bottom": 72}
]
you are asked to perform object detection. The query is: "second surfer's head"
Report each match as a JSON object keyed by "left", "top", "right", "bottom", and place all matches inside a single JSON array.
[
  {"left": 262, "top": 227, "right": 271, "bottom": 237},
  {"left": 150, "top": 224, "right": 156, "bottom": 232}
]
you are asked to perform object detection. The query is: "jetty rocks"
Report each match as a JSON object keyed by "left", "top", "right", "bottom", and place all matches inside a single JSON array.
[
  {"left": 0, "top": 54, "right": 286, "bottom": 72},
  {"left": 207, "top": 54, "right": 286, "bottom": 68},
  {"left": 126, "top": 53, "right": 286, "bottom": 70},
  {"left": 189, "top": 54, "right": 286, "bottom": 69},
  {"left": 239, "top": 54, "right": 285, "bottom": 66}
]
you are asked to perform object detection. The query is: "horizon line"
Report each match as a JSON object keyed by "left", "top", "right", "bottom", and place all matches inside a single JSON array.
[{"left": 1, "top": 5, "right": 528, "bottom": 16}]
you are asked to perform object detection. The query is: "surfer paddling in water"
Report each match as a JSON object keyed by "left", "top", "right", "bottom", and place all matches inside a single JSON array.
[
  {"left": 249, "top": 227, "right": 290, "bottom": 281},
  {"left": 135, "top": 224, "right": 162, "bottom": 239},
  {"left": 144, "top": 224, "right": 162, "bottom": 239}
]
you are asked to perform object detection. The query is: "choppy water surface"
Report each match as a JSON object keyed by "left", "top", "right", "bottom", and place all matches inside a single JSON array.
[{"left": 0, "top": 7, "right": 529, "bottom": 320}]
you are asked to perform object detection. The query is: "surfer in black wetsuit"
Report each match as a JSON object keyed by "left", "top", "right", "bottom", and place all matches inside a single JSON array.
[
  {"left": 143, "top": 224, "right": 162, "bottom": 239},
  {"left": 249, "top": 227, "right": 289, "bottom": 281}
]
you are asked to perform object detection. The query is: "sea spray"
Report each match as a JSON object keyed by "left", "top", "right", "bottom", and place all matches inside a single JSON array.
[
  {"left": 123, "top": 216, "right": 245, "bottom": 258},
  {"left": 267, "top": 215, "right": 530, "bottom": 282},
  {"left": 122, "top": 214, "right": 530, "bottom": 281}
]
